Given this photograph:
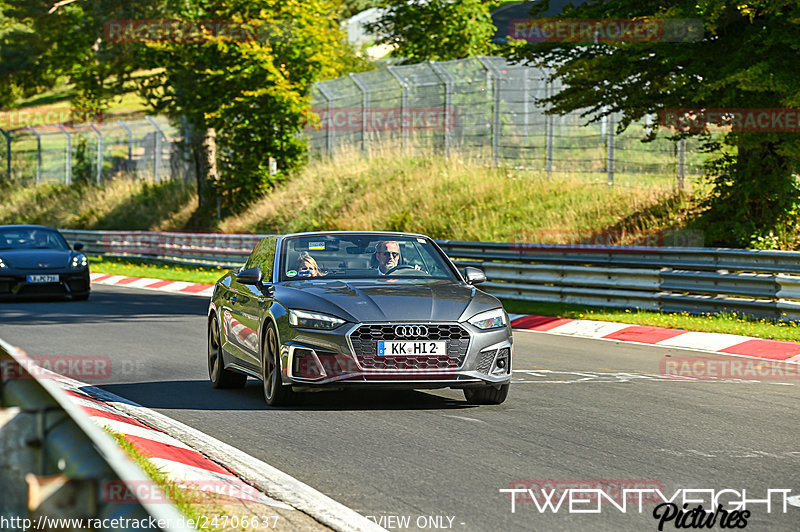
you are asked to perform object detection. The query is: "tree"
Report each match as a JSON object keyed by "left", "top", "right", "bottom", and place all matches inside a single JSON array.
[
  {"left": 137, "top": 0, "right": 359, "bottom": 215},
  {"left": 367, "top": 0, "right": 497, "bottom": 64},
  {"left": 507, "top": 0, "right": 800, "bottom": 248}
]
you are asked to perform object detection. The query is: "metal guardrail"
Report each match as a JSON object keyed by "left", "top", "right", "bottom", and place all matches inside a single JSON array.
[
  {"left": 0, "top": 338, "right": 192, "bottom": 530},
  {"left": 59, "top": 229, "right": 800, "bottom": 320}
]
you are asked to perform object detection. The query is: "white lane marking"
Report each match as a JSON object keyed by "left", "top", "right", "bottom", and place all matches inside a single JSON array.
[
  {"left": 655, "top": 331, "right": 752, "bottom": 351},
  {"left": 89, "top": 416, "right": 195, "bottom": 451},
  {"left": 659, "top": 448, "right": 800, "bottom": 459},
  {"left": 543, "top": 320, "right": 631, "bottom": 338},
  {"left": 510, "top": 369, "right": 760, "bottom": 384},
  {"left": 787, "top": 495, "right": 800, "bottom": 508},
  {"left": 442, "top": 415, "right": 487, "bottom": 424}
]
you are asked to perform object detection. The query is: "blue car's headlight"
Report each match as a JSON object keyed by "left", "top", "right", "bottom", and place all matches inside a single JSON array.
[
  {"left": 468, "top": 308, "right": 507, "bottom": 330},
  {"left": 289, "top": 309, "right": 345, "bottom": 330},
  {"left": 0, "top": 258, "right": 6, "bottom": 269},
  {"left": 70, "top": 254, "right": 88, "bottom": 269}
]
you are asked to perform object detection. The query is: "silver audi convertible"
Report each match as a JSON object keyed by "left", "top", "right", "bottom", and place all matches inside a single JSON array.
[{"left": 207, "top": 232, "right": 512, "bottom": 406}]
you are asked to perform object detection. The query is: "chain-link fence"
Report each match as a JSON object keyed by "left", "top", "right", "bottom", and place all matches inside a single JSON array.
[
  {"left": 308, "top": 56, "right": 718, "bottom": 187},
  {"left": 0, "top": 115, "right": 193, "bottom": 187}
]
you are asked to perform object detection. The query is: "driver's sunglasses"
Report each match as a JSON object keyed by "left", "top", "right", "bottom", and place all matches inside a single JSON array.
[{"left": 379, "top": 251, "right": 400, "bottom": 257}]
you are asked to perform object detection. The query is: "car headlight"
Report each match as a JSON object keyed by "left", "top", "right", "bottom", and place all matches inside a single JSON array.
[
  {"left": 468, "top": 308, "right": 507, "bottom": 330},
  {"left": 70, "top": 254, "right": 88, "bottom": 269},
  {"left": 0, "top": 258, "right": 6, "bottom": 269},
  {"left": 288, "top": 309, "right": 345, "bottom": 330}
]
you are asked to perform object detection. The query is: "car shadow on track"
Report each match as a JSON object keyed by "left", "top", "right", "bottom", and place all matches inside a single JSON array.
[
  {"left": 93, "top": 379, "right": 479, "bottom": 411},
  {"left": 0, "top": 286, "right": 208, "bottom": 325}
]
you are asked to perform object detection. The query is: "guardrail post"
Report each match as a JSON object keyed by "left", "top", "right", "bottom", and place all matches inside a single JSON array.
[
  {"left": 145, "top": 116, "right": 165, "bottom": 181},
  {"left": 606, "top": 113, "right": 615, "bottom": 186},
  {"left": 676, "top": 138, "right": 686, "bottom": 189},
  {"left": 314, "top": 82, "right": 336, "bottom": 156},
  {"left": 429, "top": 61, "right": 453, "bottom": 157},
  {"left": 387, "top": 66, "right": 409, "bottom": 151},
  {"left": 349, "top": 73, "right": 369, "bottom": 155},
  {"left": 57, "top": 125, "right": 72, "bottom": 185},
  {"left": 27, "top": 126, "right": 42, "bottom": 184},
  {"left": 0, "top": 127, "right": 11, "bottom": 184},
  {"left": 89, "top": 124, "right": 103, "bottom": 184}
]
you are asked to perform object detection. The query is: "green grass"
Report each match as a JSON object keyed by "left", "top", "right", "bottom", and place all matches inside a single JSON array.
[
  {"left": 90, "top": 256, "right": 229, "bottom": 284},
  {"left": 503, "top": 300, "right": 800, "bottom": 343},
  {"left": 90, "top": 256, "right": 800, "bottom": 343}
]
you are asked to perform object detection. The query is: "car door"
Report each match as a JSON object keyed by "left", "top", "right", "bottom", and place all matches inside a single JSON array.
[{"left": 224, "top": 237, "right": 277, "bottom": 371}]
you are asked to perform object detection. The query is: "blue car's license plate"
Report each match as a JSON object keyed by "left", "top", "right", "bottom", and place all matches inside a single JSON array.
[
  {"left": 27, "top": 274, "right": 59, "bottom": 283},
  {"left": 377, "top": 341, "right": 446, "bottom": 356}
]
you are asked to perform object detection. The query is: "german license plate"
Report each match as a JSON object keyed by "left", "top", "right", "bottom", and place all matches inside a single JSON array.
[
  {"left": 27, "top": 274, "right": 59, "bottom": 283},
  {"left": 377, "top": 341, "right": 446, "bottom": 356}
]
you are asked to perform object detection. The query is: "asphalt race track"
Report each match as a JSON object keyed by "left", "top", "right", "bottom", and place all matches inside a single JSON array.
[{"left": 1, "top": 285, "right": 798, "bottom": 531}]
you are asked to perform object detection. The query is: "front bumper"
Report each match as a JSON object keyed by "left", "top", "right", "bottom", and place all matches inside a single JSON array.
[
  {"left": 280, "top": 321, "right": 512, "bottom": 390},
  {"left": 0, "top": 270, "right": 91, "bottom": 299}
]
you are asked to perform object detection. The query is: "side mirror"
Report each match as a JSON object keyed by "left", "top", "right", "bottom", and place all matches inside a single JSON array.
[
  {"left": 236, "top": 267, "right": 262, "bottom": 285},
  {"left": 73, "top": 242, "right": 85, "bottom": 251},
  {"left": 464, "top": 266, "right": 486, "bottom": 285}
]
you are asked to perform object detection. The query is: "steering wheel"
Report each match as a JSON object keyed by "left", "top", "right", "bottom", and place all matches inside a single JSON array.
[{"left": 384, "top": 265, "right": 416, "bottom": 275}]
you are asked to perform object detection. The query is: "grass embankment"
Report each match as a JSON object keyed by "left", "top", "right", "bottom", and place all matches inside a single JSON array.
[
  {"left": 220, "top": 150, "right": 701, "bottom": 241},
  {"left": 89, "top": 258, "right": 800, "bottom": 343}
]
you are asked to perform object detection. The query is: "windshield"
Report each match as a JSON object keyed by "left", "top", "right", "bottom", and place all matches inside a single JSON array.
[
  {"left": 0, "top": 228, "right": 70, "bottom": 250},
  {"left": 279, "top": 234, "right": 458, "bottom": 282}
]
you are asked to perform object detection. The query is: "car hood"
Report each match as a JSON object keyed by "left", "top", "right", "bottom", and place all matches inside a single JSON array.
[
  {"left": 0, "top": 249, "right": 71, "bottom": 269},
  {"left": 278, "top": 279, "right": 499, "bottom": 323}
]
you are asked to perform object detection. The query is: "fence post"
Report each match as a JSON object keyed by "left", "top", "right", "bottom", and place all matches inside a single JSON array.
[
  {"left": 0, "top": 128, "right": 10, "bottom": 184},
  {"left": 116, "top": 120, "right": 133, "bottom": 170},
  {"left": 429, "top": 61, "right": 453, "bottom": 157},
  {"left": 676, "top": 138, "right": 686, "bottom": 190},
  {"left": 57, "top": 125, "right": 72, "bottom": 185},
  {"left": 387, "top": 66, "right": 408, "bottom": 151},
  {"left": 145, "top": 116, "right": 163, "bottom": 181},
  {"left": 314, "top": 82, "right": 335, "bottom": 157},
  {"left": 27, "top": 126, "right": 42, "bottom": 184},
  {"left": 349, "top": 73, "right": 369, "bottom": 155},
  {"left": 606, "top": 113, "right": 615, "bottom": 186},
  {"left": 89, "top": 124, "right": 103, "bottom": 184},
  {"left": 478, "top": 57, "right": 502, "bottom": 167},
  {"left": 544, "top": 80, "right": 554, "bottom": 177}
]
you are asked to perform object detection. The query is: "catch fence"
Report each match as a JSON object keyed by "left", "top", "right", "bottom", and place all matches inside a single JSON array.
[
  {"left": 308, "top": 56, "right": 718, "bottom": 188},
  {"left": 0, "top": 115, "right": 193, "bottom": 187}
]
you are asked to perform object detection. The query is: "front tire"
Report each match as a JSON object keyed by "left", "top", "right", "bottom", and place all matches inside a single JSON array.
[
  {"left": 464, "top": 383, "right": 509, "bottom": 405},
  {"left": 262, "top": 322, "right": 296, "bottom": 406},
  {"left": 208, "top": 315, "right": 247, "bottom": 389}
]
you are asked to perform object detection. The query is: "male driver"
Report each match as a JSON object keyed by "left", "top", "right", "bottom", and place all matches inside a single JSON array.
[{"left": 375, "top": 240, "right": 420, "bottom": 275}]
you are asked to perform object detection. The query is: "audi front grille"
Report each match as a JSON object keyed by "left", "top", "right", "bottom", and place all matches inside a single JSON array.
[{"left": 348, "top": 323, "right": 470, "bottom": 371}]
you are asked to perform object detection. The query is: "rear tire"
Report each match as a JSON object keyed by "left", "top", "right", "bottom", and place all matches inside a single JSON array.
[
  {"left": 464, "top": 383, "right": 509, "bottom": 405},
  {"left": 262, "top": 322, "right": 296, "bottom": 406},
  {"left": 208, "top": 315, "right": 247, "bottom": 389}
]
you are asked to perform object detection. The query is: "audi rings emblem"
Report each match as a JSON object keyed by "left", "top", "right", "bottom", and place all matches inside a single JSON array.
[{"left": 395, "top": 325, "right": 428, "bottom": 338}]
